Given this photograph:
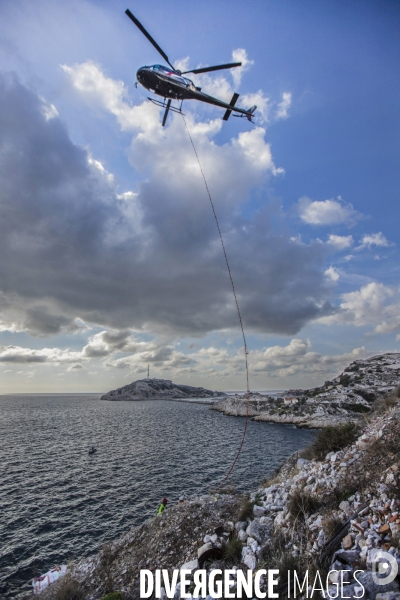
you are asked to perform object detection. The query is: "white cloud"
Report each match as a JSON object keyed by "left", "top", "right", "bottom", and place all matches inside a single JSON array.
[
  {"left": 318, "top": 282, "right": 400, "bottom": 335},
  {"left": 231, "top": 48, "right": 254, "bottom": 88},
  {"left": 241, "top": 90, "right": 271, "bottom": 123},
  {"left": 61, "top": 61, "right": 161, "bottom": 135},
  {"left": 356, "top": 232, "right": 393, "bottom": 250},
  {"left": 298, "top": 196, "right": 363, "bottom": 226},
  {"left": 87, "top": 155, "right": 114, "bottom": 182},
  {"left": 40, "top": 97, "right": 59, "bottom": 121},
  {"left": 326, "top": 234, "right": 353, "bottom": 251},
  {"left": 0, "top": 69, "right": 334, "bottom": 345},
  {"left": 0, "top": 345, "right": 82, "bottom": 364},
  {"left": 249, "top": 338, "right": 366, "bottom": 378},
  {"left": 82, "top": 330, "right": 153, "bottom": 358},
  {"left": 275, "top": 92, "right": 292, "bottom": 120},
  {"left": 325, "top": 266, "right": 339, "bottom": 282}
]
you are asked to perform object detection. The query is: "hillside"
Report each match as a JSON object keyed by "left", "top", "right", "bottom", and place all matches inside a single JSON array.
[
  {"left": 35, "top": 386, "right": 400, "bottom": 600},
  {"left": 212, "top": 352, "right": 400, "bottom": 427}
]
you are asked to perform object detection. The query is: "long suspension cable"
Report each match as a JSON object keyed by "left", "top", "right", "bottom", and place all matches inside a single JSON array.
[{"left": 182, "top": 115, "right": 250, "bottom": 489}]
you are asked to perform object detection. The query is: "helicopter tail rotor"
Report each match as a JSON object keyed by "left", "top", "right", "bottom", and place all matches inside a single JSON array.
[
  {"left": 231, "top": 104, "right": 257, "bottom": 123},
  {"left": 246, "top": 105, "right": 257, "bottom": 122}
]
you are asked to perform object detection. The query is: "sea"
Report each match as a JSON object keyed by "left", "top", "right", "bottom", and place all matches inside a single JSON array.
[{"left": 0, "top": 393, "right": 315, "bottom": 598}]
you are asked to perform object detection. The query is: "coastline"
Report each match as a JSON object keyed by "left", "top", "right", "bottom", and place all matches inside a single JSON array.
[
  {"left": 33, "top": 388, "right": 400, "bottom": 600},
  {"left": 211, "top": 353, "right": 400, "bottom": 429},
  {"left": 20, "top": 353, "right": 400, "bottom": 599}
]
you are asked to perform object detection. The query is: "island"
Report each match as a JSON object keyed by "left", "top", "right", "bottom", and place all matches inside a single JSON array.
[{"left": 100, "top": 378, "right": 226, "bottom": 401}]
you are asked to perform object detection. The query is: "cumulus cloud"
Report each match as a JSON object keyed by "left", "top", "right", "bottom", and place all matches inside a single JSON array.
[
  {"left": 356, "top": 232, "right": 393, "bottom": 250},
  {"left": 61, "top": 61, "right": 160, "bottom": 134},
  {"left": 0, "top": 331, "right": 370, "bottom": 385},
  {"left": 0, "top": 70, "right": 335, "bottom": 345},
  {"left": 275, "top": 92, "right": 292, "bottom": 120},
  {"left": 298, "top": 196, "right": 363, "bottom": 226},
  {"left": 325, "top": 266, "right": 339, "bottom": 282},
  {"left": 249, "top": 338, "right": 367, "bottom": 379},
  {"left": 326, "top": 234, "right": 353, "bottom": 251},
  {"left": 318, "top": 282, "right": 400, "bottom": 335},
  {"left": 0, "top": 345, "right": 81, "bottom": 363},
  {"left": 231, "top": 48, "right": 254, "bottom": 88}
]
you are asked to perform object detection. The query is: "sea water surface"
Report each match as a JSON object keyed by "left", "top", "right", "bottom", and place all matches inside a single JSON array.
[{"left": 0, "top": 394, "right": 315, "bottom": 597}]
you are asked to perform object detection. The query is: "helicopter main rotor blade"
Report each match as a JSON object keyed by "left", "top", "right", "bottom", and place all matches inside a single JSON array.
[
  {"left": 182, "top": 62, "right": 242, "bottom": 75},
  {"left": 125, "top": 9, "right": 175, "bottom": 70}
]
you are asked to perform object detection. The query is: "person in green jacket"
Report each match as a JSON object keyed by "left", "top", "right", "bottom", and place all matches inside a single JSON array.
[{"left": 157, "top": 498, "right": 168, "bottom": 515}]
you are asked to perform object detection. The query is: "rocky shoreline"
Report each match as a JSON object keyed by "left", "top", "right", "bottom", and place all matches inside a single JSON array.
[
  {"left": 212, "top": 353, "right": 400, "bottom": 428},
  {"left": 33, "top": 395, "right": 400, "bottom": 599},
  {"left": 24, "top": 354, "right": 400, "bottom": 600}
]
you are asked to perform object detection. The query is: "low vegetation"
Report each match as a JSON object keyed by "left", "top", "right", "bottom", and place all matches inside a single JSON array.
[
  {"left": 236, "top": 496, "right": 254, "bottom": 521},
  {"left": 52, "top": 576, "right": 85, "bottom": 600},
  {"left": 221, "top": 534, "right": 243, "bottom": 564},
  {"left": 369, "top": 385, "right": 400, "bottom": 415},
  {"left": 287, "top": 489, "right": 323, "bottom": 521},
  {"left": 301, "top": 422, "right": 359, "bottom": 461}
]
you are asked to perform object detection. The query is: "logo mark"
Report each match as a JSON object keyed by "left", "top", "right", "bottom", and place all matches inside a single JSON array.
[{"left": 372, "top": 550, "right": 398, "bottom": 586}]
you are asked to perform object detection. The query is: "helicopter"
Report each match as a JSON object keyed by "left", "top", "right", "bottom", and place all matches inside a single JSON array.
[{"left": 125, "top": 8, "right": 257, "bottom": 127}]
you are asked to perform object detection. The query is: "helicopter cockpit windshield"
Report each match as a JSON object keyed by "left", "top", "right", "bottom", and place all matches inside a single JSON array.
[{"left": 152, "top": 64, "right": 194, "bottom": 87}]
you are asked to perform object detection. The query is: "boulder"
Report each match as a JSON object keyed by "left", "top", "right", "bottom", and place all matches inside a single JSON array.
[
  {"left": 243, "top": 552, "right": 256, "bottom": 570},
  {"left": 238, "top": 529, "right": 247, "bottom": 542},
  {"left": 246, "top": 520, "right": 269, "bottom": 544},
  {"left": 253, "top": 505, "right": 265, "bottom": 518},
  {"left": 342, "top": 534, "right": 353, "bottom": 550},
  {"left": 339, "top": 501, "right": 351, "bottom": 513},
  {"left": 247, "top": 537, "right": 258, "bottom": 553},
  {"left": 224, "top": 521, "right": 234, "bottom": 532},
  {"left": 180, "top": 559, "right": 199, "bottom": 573}
]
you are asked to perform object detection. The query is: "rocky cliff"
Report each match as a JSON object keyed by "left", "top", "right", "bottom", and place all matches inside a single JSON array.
[
  {"left": 212, "top": 352, "right": 400, "bottom": 428},
  {"left": 37, "top": 387, "right": 400, "bottom": 600},
  {"left": 101, "top": 378, "right": 225, "bottom": 401}
]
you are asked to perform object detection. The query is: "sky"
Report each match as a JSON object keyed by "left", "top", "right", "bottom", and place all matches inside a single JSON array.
[{"left": 0, "top": 0, "right": 399, "bottom": 393}]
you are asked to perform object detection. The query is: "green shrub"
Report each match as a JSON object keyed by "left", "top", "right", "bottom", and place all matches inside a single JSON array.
[
  {"left": 356, "top": 389, "right": 376, "bottom": 403},
  {"left": 101, "top": 593, "right": 124, "bottom": 600},
  {"left": 371, "top": 388, "right": 400, "bottom": 414},
  {"left": 343, "top": 403, "right": 370, "bottom": 413},
  {"left": 259, "top": 531, "right": 322, "bottom": 597},
  {"left": 340, "top": 374, "right": 352, "bottom": 386},
  {"left": 345, "top": 365, "right": 359, "bottom": 372},
  {"left": 53, "top": 577, "right": 85, "bottom": 600},
  {"left": 302, "top": 422, "right": 358, "bottom": 461},
  {"left": 287, "top": 490, "right": 323, "bottom": 520},
  {"left": 237, "top": 496, "right": 254, "bottom": 521},
  {"left": 322, "top": 513, "right": 344, "bottom": 538},
  {"left": 222, "top": 535, "right": 243, "bottom": 564}
]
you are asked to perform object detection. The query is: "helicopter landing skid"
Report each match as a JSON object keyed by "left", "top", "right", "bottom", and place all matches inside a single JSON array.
[{"left": 148, "top": 97, "right": 185, "bottom": 126}]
